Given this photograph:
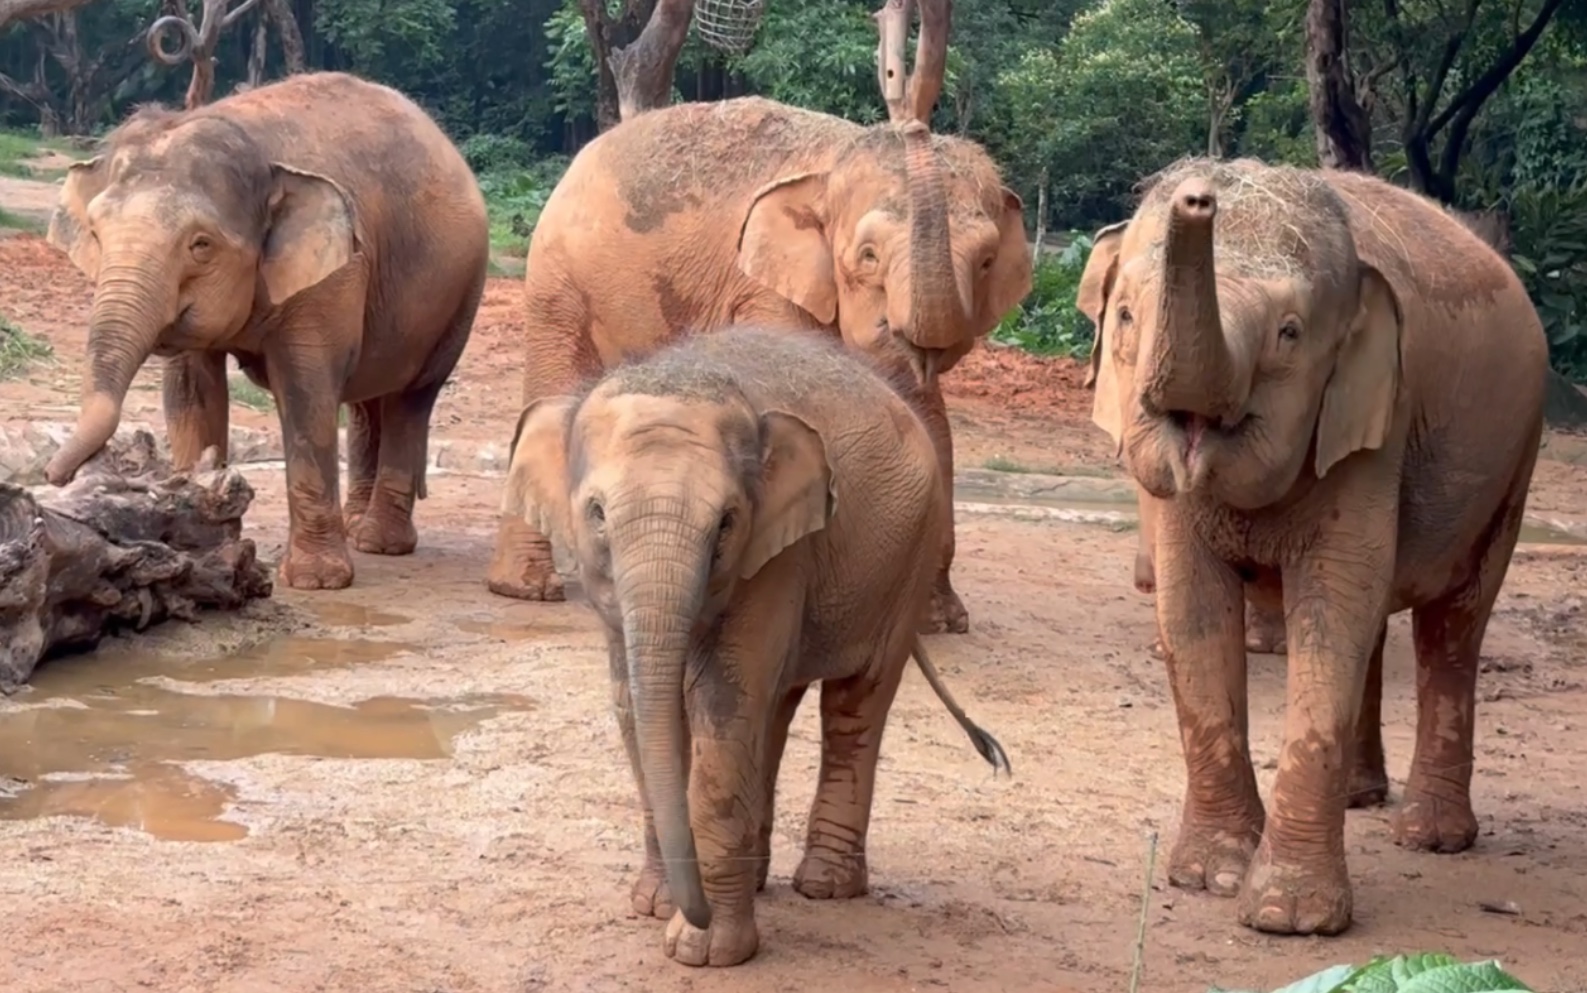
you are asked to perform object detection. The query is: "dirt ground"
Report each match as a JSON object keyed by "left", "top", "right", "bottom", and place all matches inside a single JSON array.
[{"left": 2, "top": 214, "right": 1587, "bottom": 993}]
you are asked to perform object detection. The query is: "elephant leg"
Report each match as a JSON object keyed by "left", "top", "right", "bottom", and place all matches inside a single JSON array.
[
  {"left": 346, "top": 384, "right": 440, "bottom": 556},
  {"left": 915, "top": 381, "right": 969, "bottom": 635},
  {"left": 1393, "top": 497, "right": 1525, "bottom": 853},
  {"left": 794, "top": 648, "right": 911, "bottom": 901},
  {"left": 1244, "top": 576, "right": 1287, "bottom": 655},
  {"left": 162, "top": 350, "right": 229, "bottom": 469},
  {"left": 268, "top": 365, "right": 354, "bottom": 590},
  {"left": 486, "top": 302, "right": 602, "bottom": 602},
  {"left": 1348, "top": 624, "right": 1390, "bottom": 809},
  {"left": 1155, "top": 509, "right": 1265, "bottom": 899},
  {"left": 610, "top": 638, "right": 683, "bottom": 921},
  {"left": 342, "top": 399, "right": 381, "bottom": 527},
  {"left": 756, "top": 685, "right": 807, "bottom": 892},
  {"left": 1235, "top": 527, "right": 1393, "bottom": 937}
]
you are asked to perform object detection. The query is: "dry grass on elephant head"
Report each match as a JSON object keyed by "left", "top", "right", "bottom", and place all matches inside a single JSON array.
[{"left": 1134, "top": 156, "right": 1357, "bottom": 285}]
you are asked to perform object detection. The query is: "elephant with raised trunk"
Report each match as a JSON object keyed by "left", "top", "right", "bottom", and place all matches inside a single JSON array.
[
  {"left": 1080, "top": 157, "right": 1547, "bottom": 936},
  {"left": 502, "top": 325, "right": 1009, "bottom": 967},
  {"left": 43, "top": 71, "right": 489, "bottom": 590},
  {"left": 484, "top": 97, "right": 1033, "bottom": 636}
]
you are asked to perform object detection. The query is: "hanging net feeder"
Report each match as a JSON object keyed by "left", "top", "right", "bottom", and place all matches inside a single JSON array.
[{"left": 693, "top": 0, "right": 768, "bottom": 56}]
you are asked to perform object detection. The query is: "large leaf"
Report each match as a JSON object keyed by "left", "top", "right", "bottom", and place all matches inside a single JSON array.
[
  {"left": 1266, "top": 964, "right": 1358, "bottom": 993},
  {"left": 1348, "top": 954, "right": 1460, "bottom": 993},
  {"left": 1394, "top": 961, "right": 1532, "bottom": 993}
]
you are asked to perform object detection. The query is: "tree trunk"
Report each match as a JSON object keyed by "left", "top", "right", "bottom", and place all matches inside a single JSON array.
[
  {"left": 1032, "top": 168, "right": 1048, "bottom": 265},
  {"left": 0, "top": 430, "right": 272, "bottom": 692},
  {"left": 1304, "top": 0, "right": 1373, "bottom": 171},
  {"left": 247, "top": 12, "right": 266, "bottom": 88},
  {"left": 610, "top": 0, "right": 693, "bottom": 122},
  {"left": 263, "top": 0, "right": 305, "bottom": 73}
]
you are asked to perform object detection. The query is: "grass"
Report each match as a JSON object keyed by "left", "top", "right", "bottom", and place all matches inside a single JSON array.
[
  {"left": 0, "top": 128, "right": 72, "bottom": 179},
  {"left": 227, "top": 373, "right": 275, "bottom": 411},
  {"left": 0, "top": 206, "right": 44, "bottom": 233},
  {"left": 0, "top": 316, "right": 53, "bottom": 380}
]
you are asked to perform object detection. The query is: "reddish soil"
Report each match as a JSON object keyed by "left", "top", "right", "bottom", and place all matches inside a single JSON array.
[{"left": 2, "top": 225, "right": 1586, "bottom": 993}]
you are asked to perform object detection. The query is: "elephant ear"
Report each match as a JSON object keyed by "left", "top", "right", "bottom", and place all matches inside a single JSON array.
[
  {"left": 1314, "top": 264, "right": 1404, "bottom": 478},
  {"left": 975, "top": 187, "right": 1034, "bottom": 331},
  {"left": 737, "top": 172, "right": 838, "bottom": 325},
  {"left": 47, "top": 156, "right": 110, "bottom": 278},
  {"left": 501, "top": 395, "right": 579, "bottom": 548},
  {"left": 742, "top": 409, "right": 837, "bottom": 580},
  {"left": 1079, "top": 221, "right": 1128, "bottom": 454},
  {"left": 261, "top": 164, "right": 358, "bottom": 307}
]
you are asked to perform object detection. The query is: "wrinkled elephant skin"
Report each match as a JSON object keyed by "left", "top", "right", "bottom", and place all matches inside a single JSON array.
[
  {"left": 1079, "top": 159, "right": 1548, "bottom": 936},
  {"left": 500, "top": 327, "right": 1006, "bottom": 967},
  {"left": 43, "top": 71, "right": 489, "bottom": 591},
  {"left": 485, "top": 96, "right": 1034, "bottom": 636}
]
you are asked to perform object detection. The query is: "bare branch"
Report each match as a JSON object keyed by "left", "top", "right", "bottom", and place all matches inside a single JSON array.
[
  {"left": 875, "top": 0, "right": 910, "bottom": 120},
  {"left": 0, "top": 0, "right": 90, "bottom": 34},
  {"left": 607, "top": 0, "right": 693, "bottom": 122},
  {"left": 872, "top": 0, "right": 950, "bottom": 126}
]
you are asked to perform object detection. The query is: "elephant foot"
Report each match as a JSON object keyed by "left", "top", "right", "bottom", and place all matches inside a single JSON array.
[
  {"left": 1347, "top": 757, "right": 1390, "bottom": 809},
  {"left": 1236, "top": 838, "right": 1353, "bottom": 936},
  {"left": 793, "top": 846, "right": 868, "bottom": 900},
  {"left": 485, "top": 545, "right": 566, "bottom": 602},
  {"left": 1244, "top": 627, "right": 1287, "bottom": 655},
  {"left": 279, "top": 541, "right": 355, "bottom": 591},
  {"left": 1169, "top": 813, "right": 1263, "bottom": 896},
  {"left": 663, "top": 907, "right": 758, "bottom": 968},
  {"left": 349, "top": 510, "right": 417, "bottom": 556},
  {"left": 918, "top": 583, "right": 969, "bottom": 635},
  {"left": 630, "top": 860, "right": 675, "bottom": 920},
  {"left": 1390, "top": 792, "right": 1477, "bottom": 853}
]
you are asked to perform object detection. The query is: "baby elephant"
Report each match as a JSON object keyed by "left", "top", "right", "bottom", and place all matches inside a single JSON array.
[{"left": 502, "top": 326, "right": 1009, "bottom": 967}]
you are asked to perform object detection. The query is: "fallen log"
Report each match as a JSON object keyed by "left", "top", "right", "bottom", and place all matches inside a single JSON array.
[{"left": 0, "top": 430, "right": 273, "bottom": 692}]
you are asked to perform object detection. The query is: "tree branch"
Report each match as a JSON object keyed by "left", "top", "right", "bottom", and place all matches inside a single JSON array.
[
  {"left": 1427, "top": 0, "right": 1565, "bottom": 135},
  {"left": 0, "top": 0, "right": 89, "bottom": 34}
]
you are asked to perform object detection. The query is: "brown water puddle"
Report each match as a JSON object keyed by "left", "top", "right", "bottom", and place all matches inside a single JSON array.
[{"left": 0, "top": 636, "right": 533, "bottom": 843}]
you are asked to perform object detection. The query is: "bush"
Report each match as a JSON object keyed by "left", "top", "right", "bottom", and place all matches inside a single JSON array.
[
  {"left": 476, "top": 155, "right": 570, "bottom": 257},
  {"left": 989, "top": 233, "right": 1097, "bottom": 358},
  {"left": 1508, "top": 178, "right": 1587, "bottom": 381},
  {"left": 460, "top": 132, "right": 537, "bottom": 175}
]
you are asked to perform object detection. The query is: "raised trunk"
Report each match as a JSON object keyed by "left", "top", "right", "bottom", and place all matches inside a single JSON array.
[
  {"left": 1143, "top": 178, "right": 1239, "bottom": 422},
  {"left": 614, "top": 512, "right": 713, "bottom": 931},
  {"left": 44, "top": 260, "right": 171, "bottom": 486},
  {"left": 901, "top": 122, "right": 964, "bottom": 354}
]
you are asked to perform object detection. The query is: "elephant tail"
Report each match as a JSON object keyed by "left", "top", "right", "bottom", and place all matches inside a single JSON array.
[{"left": 910, "top": 637, "right": 1012, "bottom": 777}]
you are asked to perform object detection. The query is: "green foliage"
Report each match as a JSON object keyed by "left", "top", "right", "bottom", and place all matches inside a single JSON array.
[
  {"left": 990, "top": 234, "right": 1096, "bottom": 358},
  {"left": 477, "top": 156, "right": 569, "bottom": 257},
  {"left": 1213, "top": 953, "right": 1535, "bottom": 993},
  {"left": 728, "top": 0, "right": 885, "bottom": 125},
  {"left": 0, "top": 128, "right": 55, "bottom": 177},
  {"left": 1510, "top": 179, "right": 1587, "bottom": 379},
  {"left": 0, "top": 316, "right": 53, "bottom": 380},
  {"left": 227, "top": 374, "right": 275, "bottom": 412}
]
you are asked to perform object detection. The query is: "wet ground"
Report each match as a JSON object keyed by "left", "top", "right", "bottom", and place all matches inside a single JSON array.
[{"left": 2, "top": 217, "right": 1587, "bottom": 991}]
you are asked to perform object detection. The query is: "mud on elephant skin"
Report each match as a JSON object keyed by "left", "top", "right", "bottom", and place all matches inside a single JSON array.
[
  {"left": 500, "top": 326, "right": 1009, "bottom": 967},
  {"left": 484, "top": 95, "right": 1035, "bottom": 636},
  {"left": 1079, "top": 157, "right": 1548, "bottom": 936},
  {"left": 43, "top": 71, "right": 490, "bottom": 591}
]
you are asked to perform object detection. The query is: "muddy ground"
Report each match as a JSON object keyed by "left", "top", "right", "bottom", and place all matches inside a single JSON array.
[{"left": 3, "top": 208, "right": 1587, "bottom": 993}]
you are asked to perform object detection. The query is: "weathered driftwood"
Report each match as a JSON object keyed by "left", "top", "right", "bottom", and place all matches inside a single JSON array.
[{"left": 0, "top": 429, "right": 272, "bottom": 691}]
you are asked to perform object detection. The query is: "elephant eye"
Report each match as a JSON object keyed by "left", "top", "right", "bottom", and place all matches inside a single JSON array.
[
  {"left": 857, "top": 246, "right": 879, "bottom": 267},
  {"left": 587, "top": 499, "right": 606, "bottom": 527},
  {"left": 190, "top": 234, "right": 215, "bottom": 261},
  {"left": 711, "top": 509, "right": 736, "bottom": 563},
  {"left": 1116, "top": 305, "right": 1134, "bottom": 326},
  {"left": 980, "top": 255, "right": 994, "bottom": 273},
  {"left": 1278, "top": 317, "right": 1302, "bottom": 342}
]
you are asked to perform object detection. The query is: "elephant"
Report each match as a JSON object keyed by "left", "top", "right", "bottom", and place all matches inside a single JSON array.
[
  {"left": 1079, "top": 156, "right": 1548, "bottom": 936},
  {"left": 1130, "top": 484, "right": 1288, "bottom": 656},
  {"left": 500, "top": 325, "right": 1010, "bottom": 967},
  {"left": 42, "top": 71, "right": 489, "bottom": 591},
  {"left": 485, "top": 97, "right": 1034, "bottom": 636}
]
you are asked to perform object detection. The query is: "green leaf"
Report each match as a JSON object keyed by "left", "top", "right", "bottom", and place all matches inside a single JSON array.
[
  {"left": 1395, "top": 961, "right": 1532, "bottom": 993},
  {"left": 1348, "top": 954, "right": 1461, "bottom": 993}
]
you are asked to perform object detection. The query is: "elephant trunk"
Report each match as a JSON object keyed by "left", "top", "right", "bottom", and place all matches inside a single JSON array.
[
  {"left": 45, "top": 255, "right": 174, "bottom": 486},
  {"left": 614, "top": 501, "right": 714, "bottom": 931},
  {"left": 901, "top": 121, "right": 964, "bottom": 356},
  {"left": 1143, "top": 177, "right": 1241, "bottom": 424}
]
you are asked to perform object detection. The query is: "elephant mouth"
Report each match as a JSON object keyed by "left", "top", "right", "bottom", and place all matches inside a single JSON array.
[{"left": 888, "top": 326, "right": 943, "bottom": 391}]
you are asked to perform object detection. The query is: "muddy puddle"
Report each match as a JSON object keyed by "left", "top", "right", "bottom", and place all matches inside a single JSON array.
[{"left": 0, "top": 635, "right": 534, "bottom": 843}]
